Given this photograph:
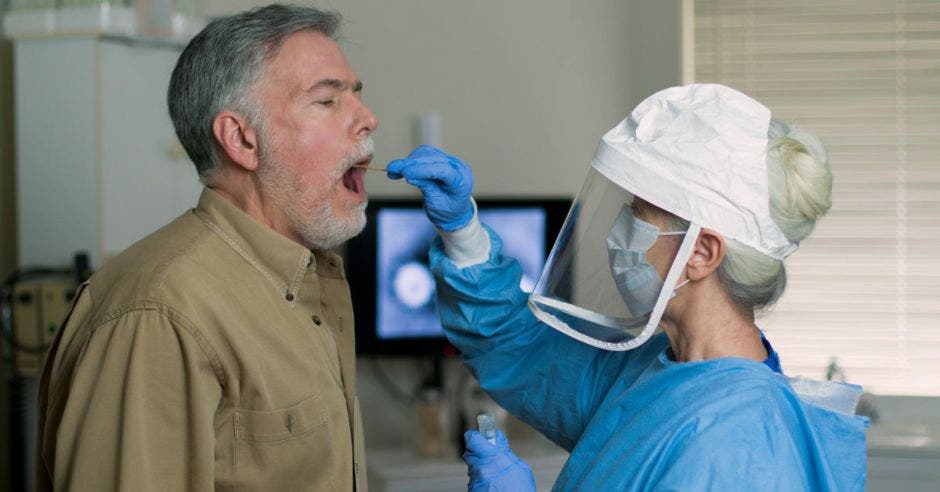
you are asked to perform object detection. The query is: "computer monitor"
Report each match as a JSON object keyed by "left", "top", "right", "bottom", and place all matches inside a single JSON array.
[{"left": 346, "top": 198, "right": 570, "bottom": 356}]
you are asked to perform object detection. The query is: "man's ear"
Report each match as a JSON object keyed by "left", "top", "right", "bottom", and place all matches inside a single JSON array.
[
  {"left": 212, "top": 111, "right": 260, "bottom": 172},
  {"left": 687, "top": 228, "right": 725, "bottom": 281}
]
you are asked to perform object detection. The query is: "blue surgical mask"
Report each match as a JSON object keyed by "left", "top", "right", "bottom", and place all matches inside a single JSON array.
[{"left": 607, "top": 207, "right": 686, "bottom": 317}]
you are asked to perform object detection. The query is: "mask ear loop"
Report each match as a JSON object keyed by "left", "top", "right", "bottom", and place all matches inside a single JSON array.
[
  {"left": 672, "top": 278, "right": 691, "bottom": 294},
  {"left": 612, "top": 223, "right": 702, "bottom": 351}
]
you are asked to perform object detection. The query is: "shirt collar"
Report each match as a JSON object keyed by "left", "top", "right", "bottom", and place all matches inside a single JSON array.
[{"left": 192, "top": 188, "right": 346, "bottom": 299}]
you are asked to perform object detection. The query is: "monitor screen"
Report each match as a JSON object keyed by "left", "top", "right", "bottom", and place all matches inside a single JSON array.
[{"left": 347, "top": 198, "right": 570, "bottom": 355}]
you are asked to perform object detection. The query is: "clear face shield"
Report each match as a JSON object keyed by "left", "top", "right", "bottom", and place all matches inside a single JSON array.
[{"left": 529, "top": 167, "right": 702, "bottom": 351}]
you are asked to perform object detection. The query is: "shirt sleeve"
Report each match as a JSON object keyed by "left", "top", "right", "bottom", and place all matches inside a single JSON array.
[
  {"left": 43, "top": 305, "right": 223, "bottom": 491},
  {"left": 430, "top": 226, "right": 640, "bottom": 450}
]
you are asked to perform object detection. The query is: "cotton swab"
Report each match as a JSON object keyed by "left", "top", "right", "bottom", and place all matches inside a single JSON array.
[{"left": 354, "top": 165, "right": 388, "bottom": 173}]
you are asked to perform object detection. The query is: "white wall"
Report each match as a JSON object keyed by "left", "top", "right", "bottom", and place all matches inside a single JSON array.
[
  {"left": 626, "top": 0, "right": 683, "bottom": 103},
  {"left": 207, "top": 0, "right": 681, "bottom": 201}
]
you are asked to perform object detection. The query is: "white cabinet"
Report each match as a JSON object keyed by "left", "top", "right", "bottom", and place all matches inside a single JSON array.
[{"left": 14, "top": 35, "right": 201, "bottom": 269}]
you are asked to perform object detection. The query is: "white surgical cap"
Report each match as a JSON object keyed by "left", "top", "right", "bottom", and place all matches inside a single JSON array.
[{"left": 592, "top": 83, "right": 796, "bottom": 260}]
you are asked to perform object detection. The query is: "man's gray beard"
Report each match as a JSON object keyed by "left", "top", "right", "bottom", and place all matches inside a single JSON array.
[
  {"left": 257, "top": 139, "right": 371, "bottom": 251},
  {"left": 303, "top": 199, "right": 367, "bottom": 251}
]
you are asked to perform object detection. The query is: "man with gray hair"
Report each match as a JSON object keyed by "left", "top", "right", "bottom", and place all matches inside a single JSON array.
[{"left": 36, "top": 4, "right": 377, "bottom": 490}]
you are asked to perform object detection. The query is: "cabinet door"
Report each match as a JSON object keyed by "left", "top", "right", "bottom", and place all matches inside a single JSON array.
[{"left": 98, "top": 39, "right": 202, "bottom": 261}]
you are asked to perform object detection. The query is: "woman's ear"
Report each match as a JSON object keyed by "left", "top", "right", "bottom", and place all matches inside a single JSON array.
[
  {"left": 212, "top": 111, "right": 260, "bottom": 172},
  {"left": 687, "top": 228, "right": 725, "bottom": 281}
]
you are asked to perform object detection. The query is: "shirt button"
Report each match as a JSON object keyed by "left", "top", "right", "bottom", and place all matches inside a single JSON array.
[{"left": 312, "top": 315, "right": 322, "bottom": 326}]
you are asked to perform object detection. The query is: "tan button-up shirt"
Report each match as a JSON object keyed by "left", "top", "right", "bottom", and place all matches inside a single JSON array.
[{"left": 36, "top": 188, "right": 367, "bottom": 491}]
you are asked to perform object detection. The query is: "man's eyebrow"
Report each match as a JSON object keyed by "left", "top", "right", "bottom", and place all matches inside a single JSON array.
[{"left": 306, "top": 79, "right": 364, "bottom": 92}]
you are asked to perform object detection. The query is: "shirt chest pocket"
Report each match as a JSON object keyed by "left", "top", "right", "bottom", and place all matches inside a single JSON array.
[{"left": 233, "top": 394, "right": 337, "bottom": 491}]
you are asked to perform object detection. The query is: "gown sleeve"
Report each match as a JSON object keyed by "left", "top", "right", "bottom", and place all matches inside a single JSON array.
[{"left": 430, "top": 225, "right": 654, "bottom": 450}]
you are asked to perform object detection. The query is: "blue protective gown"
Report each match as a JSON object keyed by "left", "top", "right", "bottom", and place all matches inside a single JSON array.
[{"left": 430, "top": 230, "right": 868, "bottom": 491}]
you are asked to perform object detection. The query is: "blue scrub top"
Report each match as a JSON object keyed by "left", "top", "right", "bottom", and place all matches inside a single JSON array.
[
  {"left": 430, "top": 227, "right": 867, "bottom": 491},
  {"left": 760, "top": 335, "right": 783, "bottom": 373}
]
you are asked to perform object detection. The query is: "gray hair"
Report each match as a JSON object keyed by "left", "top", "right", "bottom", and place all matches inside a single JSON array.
[
  {"left": 670, "top": 118, "right": 833, "bottom": 314},
  {"left": 167, "top": 4, "right": 342, "bottom": 181}
]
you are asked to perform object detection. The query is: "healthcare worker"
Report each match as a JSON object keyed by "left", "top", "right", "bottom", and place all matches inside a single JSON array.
[{"left": 388, "top": 84, "right": 868, "bottom": 491}]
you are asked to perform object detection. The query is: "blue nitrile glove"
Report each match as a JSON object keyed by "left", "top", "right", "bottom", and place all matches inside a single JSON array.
[
  {"left": 386, "top": 145, "right": 474, "bottom": 231},
  {"left": 463, "top": 429, "right": 537, "bottom": 492}
]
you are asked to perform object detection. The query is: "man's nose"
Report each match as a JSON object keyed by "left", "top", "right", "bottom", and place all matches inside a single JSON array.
[{"left": 356, "top": 101, "right": 378, "bottom": 137}]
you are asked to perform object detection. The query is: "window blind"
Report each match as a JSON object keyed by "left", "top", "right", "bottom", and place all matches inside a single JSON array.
[{"left": 691, "top": 0, "right": 940, "bottom": 395}]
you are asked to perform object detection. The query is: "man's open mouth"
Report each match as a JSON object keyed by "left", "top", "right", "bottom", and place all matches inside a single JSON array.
[
  {"left": 342, "top": 167, "right": 363, "bottom": 194},
  {"left": 342, "top": 156, "right": 372, "bottom": 197}
]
